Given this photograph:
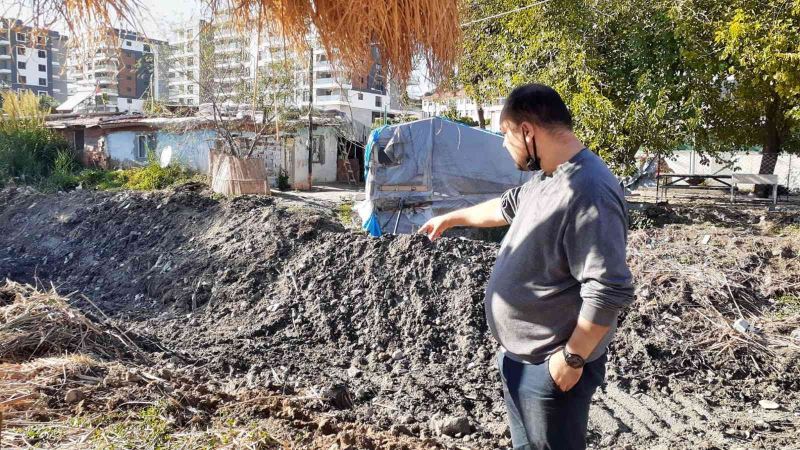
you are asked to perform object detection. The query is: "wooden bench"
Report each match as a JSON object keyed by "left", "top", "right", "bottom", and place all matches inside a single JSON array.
[{"left": 730, "top": 174, "right": 779, "bottom": 205}]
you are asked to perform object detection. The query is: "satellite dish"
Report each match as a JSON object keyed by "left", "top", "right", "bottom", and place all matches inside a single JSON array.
[{"left": 160, "top": 146, "right": 173, "bottom": 168}]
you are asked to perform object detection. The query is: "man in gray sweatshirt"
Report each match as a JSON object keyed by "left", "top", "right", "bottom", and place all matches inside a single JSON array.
[{"left": 419, "top": 84, "right": 634, "bottom": 450}]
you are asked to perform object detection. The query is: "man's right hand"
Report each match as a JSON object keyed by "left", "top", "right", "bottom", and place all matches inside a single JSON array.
[{"left": 418, "top": 215, "right": 452, "bottom": 241}]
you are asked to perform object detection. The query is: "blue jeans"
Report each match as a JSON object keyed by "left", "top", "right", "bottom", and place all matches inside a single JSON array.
[{"left": 497, "top": 351, "right": 607, "bottom": 450}]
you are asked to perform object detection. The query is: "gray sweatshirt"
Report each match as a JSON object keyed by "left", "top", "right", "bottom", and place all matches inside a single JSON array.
[{"left": 484, "top": 148, "right": 634, "bottom": 364}]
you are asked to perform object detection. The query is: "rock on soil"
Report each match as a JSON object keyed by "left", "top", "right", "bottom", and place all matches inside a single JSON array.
[{"left": 1, "top": 185, "right": 799, "bottom": 449}]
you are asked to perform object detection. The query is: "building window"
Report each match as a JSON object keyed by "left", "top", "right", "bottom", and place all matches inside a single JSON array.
[
  {"left": 375, "top": 96, "right": 382, "bottom": 107},
  {"left": 38, "top": 64, "right": 45, "bottom": 72},
  {"left": 126, "top": 75, "right": 132, "bottom": 80},
  {"left": 126, "top": 40, "right": 132, "bottom": 46},
  {"left": 38, "top": 78, "right": 46, "bottom": 86},
  {"left": 134, "top": 134, "right": 156, "bottom": 160},
  {"left": 358, "top": 93, "right": 363, "bottom": 100},
  {"left": 37, "top": 49, "right": 45, "bottom": 58},
  {"left": 143, "top": 44, "right": 151, "bottom": 52},
  {"left": 17, "top": 61, "right": 25, "bottom": 69},
  {"left": 187, "top": 85, "right": 193, "bottom": 93},
  {"left": 37, "top": 90, "right": 47, "bottom": 96},
  {"left": 37, "top": 36, "right": 45, "bottom": 46},
  {"left": 187, "top": 98, "right": 195, "bottom": 105},
  {"left": 18, "top": 75, "right": 26, "bottom": 84},
  {"left": 16, "top": 32, "right": 26, "bottom": 42},
  {"left": 311, "top": 136, "right": 324, "bottom": 164},
  {"left": 16, "top": 46, "right": 25, "bottom": 55},
  {"left": 127, "top": 98, "right": 133, "bottom": 104}
]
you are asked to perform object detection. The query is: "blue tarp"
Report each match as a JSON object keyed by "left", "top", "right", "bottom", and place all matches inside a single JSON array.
[{"left": 358, "top": 117, "right": 530, "bottom": 235}]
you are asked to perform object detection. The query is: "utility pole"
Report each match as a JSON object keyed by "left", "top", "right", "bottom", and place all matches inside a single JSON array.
[{"left": 307, "top": 47, "right": 313, "bottom": 190}]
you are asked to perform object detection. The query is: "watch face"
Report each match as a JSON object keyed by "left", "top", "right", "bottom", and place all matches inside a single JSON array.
[{"left": 565, "top": 353, "right": 585, "bottom": 368}]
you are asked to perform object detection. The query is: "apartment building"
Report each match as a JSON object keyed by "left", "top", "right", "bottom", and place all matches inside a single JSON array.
[
  {"left": 66, "top": 28, "right": 168, "bottom": 113},
  {"left": 0, "top": 19, "right": 67, "bottom": 102},
  {"left": 294, "top": 44, "right": 399, "bottom": 127},
  {"left": 168, "top": 21, "right": 209, "bottom": 106},
  {"left": 422, "top": 90, "right": 506, "bottom": 131},
  {"left": 168, "top": 19, "right": 255, "bottom": 106},
  {"left": 166, "top": 22, "right": 408, "bottom": 128}
]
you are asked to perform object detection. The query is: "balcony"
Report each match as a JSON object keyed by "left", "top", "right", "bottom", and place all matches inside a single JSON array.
[
  {"left": 96, "top": 76, "right": 116, "bottom": 85},
  {"left": 0, "top": 39, "right": 9, "bottom": 45},
  {"left": 94, "top": 64, "right": 117, "bottom": 74},
  {"left": 0, "top": 54, "right": 9, "bottom": 60},
  {"left": 214, "top": 45, "right": 243, "bottom": 54},
  {"left": 313, "top": 61, "right": 331, "bottom": 71},
  {"left": 0, "top": 68, "right": 10, "bottom": 74},
  {"left": 314, "top": 77, "right": 351, "bottom": 89},
  {"left": 315, "top": 94, "right": 344, "bottom": 104}
]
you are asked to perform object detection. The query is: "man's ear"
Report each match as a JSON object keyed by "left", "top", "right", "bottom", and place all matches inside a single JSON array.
[{"left": 521, "top": 122, "right": 535, "bottom": 142}]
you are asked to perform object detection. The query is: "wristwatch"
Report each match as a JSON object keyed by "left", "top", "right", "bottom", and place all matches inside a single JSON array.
[{"left": 562, "top": 347, "right": 586, "bottom": 369}]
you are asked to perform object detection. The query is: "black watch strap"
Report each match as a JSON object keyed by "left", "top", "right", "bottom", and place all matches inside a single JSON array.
[{"left": 562, "top": 347, "right": 586, "bottom": 369}]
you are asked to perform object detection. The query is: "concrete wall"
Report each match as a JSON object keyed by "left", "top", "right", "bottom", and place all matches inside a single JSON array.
[
  {"left": 106, "top": 128, "right": 216, "bottom": 172},
  {"left": 107, "top": 131, "right": 139, "bottom": 163},
  {"left": 666, "top": 150, "right": 800, "bottom": 191},
  {"left": 292, "top": 127, "right": 339, "bottom": 184},
  {"left": 103, "top": 125, "right": 340, "bottom": 186},
  {"left": 155, "top": 129, "right": 215, "bottom": 173}
]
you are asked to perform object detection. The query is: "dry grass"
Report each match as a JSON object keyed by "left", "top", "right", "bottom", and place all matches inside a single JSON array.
[
  {"left": 0, "top": 281, "right": 134, "bottom": 363},
  {"left": 626, "top": 226, "right": 800, "bottom": 376},
  {"left": 210, "top": 0, "right": 460, "bottom": 85}
]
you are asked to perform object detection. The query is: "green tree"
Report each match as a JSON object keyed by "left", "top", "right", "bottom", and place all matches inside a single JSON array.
[
  {"left": 441, "top": 104, "right": 479, "bottom": 126},
  {"left": 670, "top": 0, "right": 800, "bottom": 186},
  {"left": 457, "top": 0, "right": 689, "bottom": 175},
  {"left": 38, "top": 95, "right": 60, "bottom": 113}
]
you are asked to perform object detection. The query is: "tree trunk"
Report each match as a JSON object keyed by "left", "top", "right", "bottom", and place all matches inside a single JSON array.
[
  {"left": 477, "top": 104, "right": 486, "bottom": 129},
  {"left": 755, "top": 102, "right": 782, "bottom": 197}
]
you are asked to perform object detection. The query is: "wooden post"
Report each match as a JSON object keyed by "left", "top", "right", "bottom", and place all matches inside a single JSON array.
[{"left": 307, "top": 47, "right": 314, "bottom": 189}]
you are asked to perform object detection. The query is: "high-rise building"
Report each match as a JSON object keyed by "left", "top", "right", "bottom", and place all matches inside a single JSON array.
[
  {"left": 0, "top": 18, "right": 67, "bottom": 102},
  {"left": 66, "top": 28, "right": 168, "bottom": 113},
  {"left": 166, "top": 21, "right": 410, "bottom": 128},
  {"left": 167, "top": 21, "right": 209, "bottom": 106},
  {"left": 294, "top": 43, "right": 397, "bottom": 127}
]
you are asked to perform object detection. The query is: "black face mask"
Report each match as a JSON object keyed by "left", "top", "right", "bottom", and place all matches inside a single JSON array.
[{"left": 522, "top": 129, "right": 541, "bottom": 172}]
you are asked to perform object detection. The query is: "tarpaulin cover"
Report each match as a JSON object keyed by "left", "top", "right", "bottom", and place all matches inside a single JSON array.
[{"left": 359, "top": 117, "right": 530, "bottom": 235}]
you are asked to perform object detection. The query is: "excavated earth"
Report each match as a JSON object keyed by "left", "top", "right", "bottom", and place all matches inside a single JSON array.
[{"left": 1, "top": 184, "right": 799, "bottom": 449}]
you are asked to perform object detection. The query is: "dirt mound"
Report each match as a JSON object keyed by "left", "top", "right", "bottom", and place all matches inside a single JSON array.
[
  {"left": 1, "top": 186, "right": 799, "bottom": 449},
  {"left": 0, "top": 282, "right": 441, "bottom": 449}
]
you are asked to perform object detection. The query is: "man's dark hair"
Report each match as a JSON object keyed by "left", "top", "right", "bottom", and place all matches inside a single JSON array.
[{"left": 500, "top": 84, "right": 573, "bottom": 131}]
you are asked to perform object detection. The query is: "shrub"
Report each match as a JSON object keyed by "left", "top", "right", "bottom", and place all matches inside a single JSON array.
[
  {"left": 277, "top": 167, "right": 290, "bottom": 191},
  {"left": 76, "top": 169, "right": 126, "bottom": 190},
  {"left": 0, "top": 126, "right": 71, "bottom": 186},
  {"left": 120, "top": 152, "right": 194, "bottom": 191},
  {"left": 0, "top": 91, "right": 71, "bottom": 186},
  {"left": 43, "top": 150, "right": 79, "bottom": 191}
]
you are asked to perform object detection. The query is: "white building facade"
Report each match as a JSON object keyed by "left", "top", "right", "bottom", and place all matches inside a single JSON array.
[
  {"left": 65, "top": 29, "right": 168, "bottom": 113},
  {"left": 166, "top": 23, "right": 410, "bottom": 129},
  {"left": 422, "top": 91, "right": 506, "bottom": 131}
]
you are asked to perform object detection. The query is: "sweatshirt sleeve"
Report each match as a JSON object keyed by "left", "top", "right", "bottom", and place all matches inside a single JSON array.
[
  {"left": 499, "top": 186, "right": 523, "bottom": 224},
  {"left": 563, "top": 189, "right": 634, "bottom": 326}
]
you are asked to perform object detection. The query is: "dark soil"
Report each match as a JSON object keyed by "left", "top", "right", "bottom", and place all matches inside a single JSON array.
[{"left": 1, "top": 185, "right": 798, "bottom": 449}]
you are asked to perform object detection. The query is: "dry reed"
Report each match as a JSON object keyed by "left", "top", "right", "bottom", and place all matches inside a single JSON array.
[
  {"left": 0, "top": 281, "right": 130, "bottom": 362},
  {"left": 210, "top": 0, "right": 460, "bottom": 85}
]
